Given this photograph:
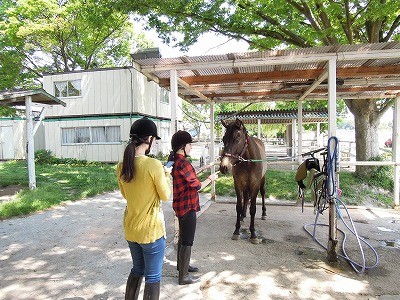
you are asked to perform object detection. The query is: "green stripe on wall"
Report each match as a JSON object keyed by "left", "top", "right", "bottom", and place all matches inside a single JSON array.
[
  {"left": 44, "top": 114, "right": 171, "bottom": 123},
  {"left": 0, "top": 117, "right": 25, "bottom": 121}
]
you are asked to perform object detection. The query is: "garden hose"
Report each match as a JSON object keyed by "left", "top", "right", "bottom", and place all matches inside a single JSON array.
[{"left": 304, "top": 136, "right": 379, "bottom": 274}]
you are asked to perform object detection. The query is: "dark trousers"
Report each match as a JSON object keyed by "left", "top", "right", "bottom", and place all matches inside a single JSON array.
[{"left": 178, "top": 210, "right": 197, "bottom": 246}]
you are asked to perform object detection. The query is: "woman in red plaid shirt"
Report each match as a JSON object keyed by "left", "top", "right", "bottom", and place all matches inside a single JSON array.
[{"left": 168, "top": 130, "right": 218, "bottom": 285}]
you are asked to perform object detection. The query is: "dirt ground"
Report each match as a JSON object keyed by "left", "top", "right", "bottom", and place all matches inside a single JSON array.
[
  {"left": 1, "top": 191, "right": 400, "bottom": 300},
  {"left": 0, "top": 185, "right": 22, "bottom": 203}
]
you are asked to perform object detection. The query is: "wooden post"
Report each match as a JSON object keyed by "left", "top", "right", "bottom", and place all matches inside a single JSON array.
[
  {"left": 298, "top": 100, "right": 303, "bottom": 164},
  {"left": 327, "top": 58, "right": 338, "bottom": 262},
  {"left": 170, "top": 69, "right": 180, "bottom": 248},
  {"left": 210, "top": 101, "right": 216, "bottom": 200},
  {"left": 25, "top": 95, "right": 36, "bottom": 190},
  {"left": 393, "top": 95, "right": 400, "bottom": 207}
]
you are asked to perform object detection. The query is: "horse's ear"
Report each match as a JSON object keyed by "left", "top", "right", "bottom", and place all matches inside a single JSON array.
[
  {"left": 221, "top": 119, "right": 228, "bottom": 128},
  {"left": 235, "top": 118, "right": 243, "bottom": 129}
]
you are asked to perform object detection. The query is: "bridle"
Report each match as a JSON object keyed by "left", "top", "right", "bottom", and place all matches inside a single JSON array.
[{"left": 221, "top": 130, "right": 249, "bottom": 166}]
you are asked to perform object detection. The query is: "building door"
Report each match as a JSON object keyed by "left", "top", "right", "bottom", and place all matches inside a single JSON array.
[{"left": 0, "top": 126, "right": 14, "bottom": 160}]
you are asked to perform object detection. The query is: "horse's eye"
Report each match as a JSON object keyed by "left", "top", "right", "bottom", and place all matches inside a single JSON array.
[{"left": 234, "top": 132, "right": 241, "bottom": 141}]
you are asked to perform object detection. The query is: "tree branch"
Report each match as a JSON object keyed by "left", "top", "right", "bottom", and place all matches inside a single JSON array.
[
  {"left": 238, "top": 2, "right": 312, "bottom": 47},
  {"left": 382, "top": 14, "right": 400, "bottom": 42}
]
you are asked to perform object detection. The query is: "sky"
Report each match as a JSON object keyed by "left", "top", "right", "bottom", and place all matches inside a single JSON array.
[{"left": 140, "top": 26, "right": 250, "bottom": 58}]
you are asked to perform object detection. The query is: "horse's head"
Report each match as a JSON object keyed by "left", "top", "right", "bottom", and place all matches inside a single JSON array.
[{"left": 219, "top": 118, "right": 248, "bottom": 174}]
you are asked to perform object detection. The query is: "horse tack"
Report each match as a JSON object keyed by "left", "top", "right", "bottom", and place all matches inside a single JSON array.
[
  {"left": 219, "top": 118, "right": 267, "bottom": 244},
  {"left": 220, "top": 133, "right": 249, "bottom": 165}
]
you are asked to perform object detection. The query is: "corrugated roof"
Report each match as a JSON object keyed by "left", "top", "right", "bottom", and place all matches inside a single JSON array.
[
  {"left": 132, "top": 42, "right": 400, "bottom": 105},
  {"left": 216, "top": 109, "right": 328, "bottom": 125},
  {"left": 0, "top": 89, "right": 66, "bottom": 107}
]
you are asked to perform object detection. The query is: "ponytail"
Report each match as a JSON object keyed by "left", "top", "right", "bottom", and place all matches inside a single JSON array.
[
  {"left": 120, "top": 135, "right": 151, "bottom": 182},
  {"left": 167, "top": 150, "right": 175, "bottom": 163},
  {"left": 121, "top": 142, "right": 136, "bottom": 182}
]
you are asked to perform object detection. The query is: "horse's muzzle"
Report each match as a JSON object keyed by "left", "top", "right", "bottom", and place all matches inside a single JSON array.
[
  {"left": 219, "top": 156, "right": 232, "bottom": 174},
  {"left": 219, "top": 164, "right": 228, "bottom": 174}
]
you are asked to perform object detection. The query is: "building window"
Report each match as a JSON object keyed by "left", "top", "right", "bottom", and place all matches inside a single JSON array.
[
  {"left": 54, "top": 79, "right": 82, "bottom": 97},
  {"left": 160, "top": 88, "right": 169, "bottom": 104},
  {"left": 92, "top": 126, "right": 120, "bottom": 144},
  {"left": 160, "top": 122, "right": 170, "bottom": 141},
  {"left": 61, "top": 126, "right": 120, "bottom": 145}
]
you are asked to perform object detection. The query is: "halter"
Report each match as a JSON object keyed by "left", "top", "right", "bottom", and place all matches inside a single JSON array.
[{"left": 221, "top": 132, "right": 249, "bottom": 165}]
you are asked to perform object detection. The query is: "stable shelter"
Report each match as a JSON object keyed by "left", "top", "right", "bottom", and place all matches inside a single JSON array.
[
  {"left": 0, "top": 89, "right": 66, "bottom": 189},
  {"left": 132, "top": 41, "right": 400, "bottom": 261},
  {"left": 131, "top": 41, "right": 400, "bottom": 206},
  {"left": 216, "top": 109, "right": 329, "bottom": 157}
]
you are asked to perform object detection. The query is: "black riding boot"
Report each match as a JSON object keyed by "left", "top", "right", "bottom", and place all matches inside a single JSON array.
[
  {"left": 177, "top": 241, "right": 199, "bottom": 272},
  {"left": 143, "top": 281, "right": 160, "bottom": 300},
  {"left": 125, "top": 273, "right": 143, "bottom": 300},
  {"left": 178, "top": 245, "right": 200, "bottom": 285}
]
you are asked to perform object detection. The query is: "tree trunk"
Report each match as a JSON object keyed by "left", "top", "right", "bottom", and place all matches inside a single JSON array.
[{"left": 345, "top": 99, "right": 381, "bottom": 176}]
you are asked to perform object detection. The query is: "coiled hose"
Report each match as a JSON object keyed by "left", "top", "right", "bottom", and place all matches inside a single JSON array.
[{"left": 304, "top": 136, "right": 379, "bottom": 274}]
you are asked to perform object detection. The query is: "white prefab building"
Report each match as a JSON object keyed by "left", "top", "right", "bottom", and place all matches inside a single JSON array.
[
  {"left": 1, "top": 66, "right": 181, "bottom": 163},
  {"left": 40, "top": 66, "right": 180, "bottom": 162},
  {"left": 0, "top": 118, "right": 26, "bottom": 160}
]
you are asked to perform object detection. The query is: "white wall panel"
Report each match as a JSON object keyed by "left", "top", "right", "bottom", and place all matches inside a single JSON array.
[
  {"left": 44, "top": 118, "right": 133, "bottom": 162},
  {"left": 0, "top": 119, "right": 25, "bottom": 159},
  {"left": 40, "top": 67, "right": 177, "bottom": 162}
]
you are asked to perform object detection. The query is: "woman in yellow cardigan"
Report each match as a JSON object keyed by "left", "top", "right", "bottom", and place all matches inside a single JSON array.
[{"left": 117, "top": 117, "right": 171, "bottom": 300}]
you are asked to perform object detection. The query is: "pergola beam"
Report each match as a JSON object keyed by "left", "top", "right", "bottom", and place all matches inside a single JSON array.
[
  {"left": 299, "top": 69, "right": 328, "bottom": 101},
  {"left": 141, "top": 49, "right": 400, "bottom": 72},
  {"left": 160, "top": 65, "right": 400, "bottom": 86},
  {"left": 177, "top": 78, "right": 210, "bottom": 103},
  {"left": 181, "top": 85, "right": 400, "bottom": 99}
]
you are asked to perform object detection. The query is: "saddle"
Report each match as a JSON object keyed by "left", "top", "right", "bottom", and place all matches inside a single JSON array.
[
  {"left": 295, "top": 158, "right": 321, "bottom": 212},
  {"left": 295, "top": 157, "right": 321, "bottom": 189}
]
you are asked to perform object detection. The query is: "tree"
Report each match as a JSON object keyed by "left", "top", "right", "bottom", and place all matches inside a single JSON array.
[
  {"left": 0, "top": 0, "right": 152, "bottom": 85},
  {"left": 0, "top": 0, "right": 153, "bottom": 116},
  {"left": 115, "top": 0, "right": 400, "bottom": 174}
]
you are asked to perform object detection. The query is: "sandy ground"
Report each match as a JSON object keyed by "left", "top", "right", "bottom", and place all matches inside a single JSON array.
[{"left": 1, "top": 191, "right": 400, "bottom": 300}]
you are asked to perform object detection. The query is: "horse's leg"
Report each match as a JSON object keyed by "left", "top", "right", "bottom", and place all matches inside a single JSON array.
[
  {"left": 260, "top": 176, "right": 267, "bottom": 220},
  {"left": 249, "top": 193, "right": 260, "bottom": 244},
  {"left": 232, "top": 189, "right": 243, "bottom": 240},
  {"left": 241, "top": 190, "right": 249, "bottom": 221}
]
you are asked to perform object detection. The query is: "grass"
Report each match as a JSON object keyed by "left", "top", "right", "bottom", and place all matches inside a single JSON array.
[
  {"left": 0, "top": 160, "right": 394, "bottom": 220},
  {"left": 200, "top": 168, "right": 394, "bottom": 207},
  {"left": 0, "top": 160, "right": 118, "bottom": 219}
]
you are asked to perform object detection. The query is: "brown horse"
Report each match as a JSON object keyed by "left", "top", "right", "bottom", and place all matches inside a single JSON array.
[{"left": 219, "top": 118, "right": 267, "bottom": 244}]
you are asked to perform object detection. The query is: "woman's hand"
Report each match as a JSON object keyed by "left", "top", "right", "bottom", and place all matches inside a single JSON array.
[
  {"left": 208, "top": 173, "right": 218, "bottom": 182},
  {"left": 164, "top": 165, "right": 173, "bottom": 174}
]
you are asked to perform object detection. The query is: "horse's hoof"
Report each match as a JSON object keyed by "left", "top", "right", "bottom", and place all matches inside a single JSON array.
[
  {"left": 250, "top": 238, "right": 261, "bottom": 244},
  {"left": 232, "top": 234, "right": 240, "bottom": 240},
  {"left": 261, "top": 215, "right": 267, "bottom": 220}
]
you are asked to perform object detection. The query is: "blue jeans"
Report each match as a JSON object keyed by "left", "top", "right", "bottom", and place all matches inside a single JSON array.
[{"left": 127, "top": 237, "right": 166, "bottom": 283}]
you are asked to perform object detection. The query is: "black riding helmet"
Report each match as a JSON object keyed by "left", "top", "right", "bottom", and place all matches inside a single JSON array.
[
  {"left": 171, "top": 130, "right": 193, "bottom": 152},
  {"left": 130, "top": 117, "right": 161, "bottom": 140}
]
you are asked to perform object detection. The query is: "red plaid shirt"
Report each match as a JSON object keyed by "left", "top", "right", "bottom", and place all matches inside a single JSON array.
[{"left": 172, "top": 154, "right": 201, "bottom": 217}]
